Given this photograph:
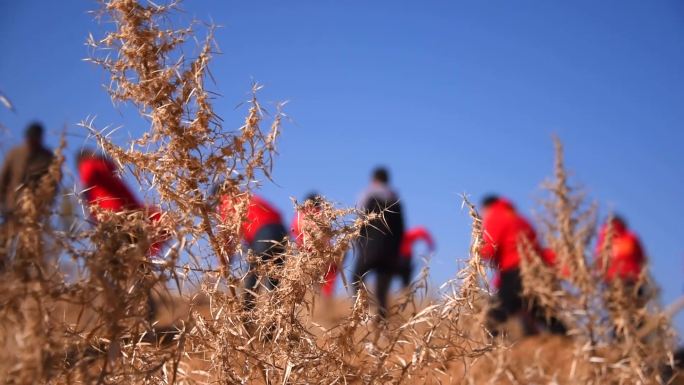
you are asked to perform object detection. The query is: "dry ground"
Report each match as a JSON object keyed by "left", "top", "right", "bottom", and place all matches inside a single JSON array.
[
  {"left": 148, "top": 291, "right": 684, "bottom": 384},
  {"left": 4, "top": 286, "right": 677, "bottom": 384}
]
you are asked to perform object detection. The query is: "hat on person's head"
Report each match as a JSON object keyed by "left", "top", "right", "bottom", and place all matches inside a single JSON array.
[
  {"left": 609, "top": 214, "right": 628, "bottom": 231},
  {"left": 481, "top": 194, "right": 501, "bottom": 208},
  {"left": 305, "top": 192, "right": 320, "bottom": 201},
  {"left": 305, "top": 192, "right": 323, "bottom": 207},
  {"left": 25, "top": 121, "right": 44, "bottom": 140},
  {"left": 372, "top": 167, "right": 389, "bottom": 184}
]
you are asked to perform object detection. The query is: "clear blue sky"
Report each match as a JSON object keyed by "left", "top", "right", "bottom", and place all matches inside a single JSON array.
[{"left": 1, "top": 1, "right": 683, "bottom": 336}]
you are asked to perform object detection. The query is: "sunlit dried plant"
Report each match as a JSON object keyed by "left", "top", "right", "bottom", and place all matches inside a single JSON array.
[{"left": 0, "top": 1, "right": 676, "bottom": 384}]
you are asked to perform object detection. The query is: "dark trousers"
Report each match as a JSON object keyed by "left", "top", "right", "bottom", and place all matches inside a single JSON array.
[
  {"left": 352, "top": 245, "right": 398, "bottom": 319},
  {"left": 486, "top": 269, "right": 566, "bottom": 336},
  {"left": 395, "top": 257, "right": 413, "bottom": 289},
  {"left": 244, "top": 223, "right": 287, "bottom": 311}
]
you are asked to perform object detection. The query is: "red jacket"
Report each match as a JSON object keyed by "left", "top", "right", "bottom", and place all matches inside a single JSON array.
[
  {"left": 595, "top": 219, "right": 645, "bottom": 282},
  {"left": 291, "top": 205, "right": 338, "bottom": 296},
  {"left": 400, "top": 226, "right": 435, "bottom": 259},
  {"left": 291, "top": 206, "right": 323, "bottom": 247},
  {"left": 481, "top": 199, "right": 546, "bottom": 273},
  {"left": 79, "top": 155, "right": 164, "bottom": 255},
  {"left": 220, "top": 194, "right": 283, "bottom": 245},
  {"left": 79, "top": 157, "right": 143, "bottom": 212},
  {"left": 291, "top": 211, "right": 304, "bottom": 246}
]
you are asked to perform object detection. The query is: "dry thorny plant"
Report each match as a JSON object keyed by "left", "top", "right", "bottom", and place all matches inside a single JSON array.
[
  {"left": 0, "top": 1, "right": 676, "bottom": 384},
  {"left": 513, "top": 138, "right": 676, "bottom": 384},
  {"left": 0, "top": 1, "right": 493, "bottom": 384}
]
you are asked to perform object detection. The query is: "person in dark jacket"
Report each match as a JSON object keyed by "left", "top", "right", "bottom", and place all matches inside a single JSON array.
[
  {"left": 480, "top": 195, "right": 566, "bottom": 336},
  {"left": 396, "top": 226, "right": 435, "bottom": 288},
  {"left": 353, "top": 167, "right": 405, "bottom": 319},
  {"left": 0, "top": 122, "right": 54, "bottom": 221},
  {"left": 220, "top": 193, "right": 288, "bottom": 311}
]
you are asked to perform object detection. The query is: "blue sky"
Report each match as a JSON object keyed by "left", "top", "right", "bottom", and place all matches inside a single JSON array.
[{"left": 1, "top": 1, "right": 683, "bottom": 336}]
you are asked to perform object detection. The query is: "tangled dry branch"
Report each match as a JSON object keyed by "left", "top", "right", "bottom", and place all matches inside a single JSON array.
[{"left": 0, "top": 1, "right": 677, "bottom": 384}]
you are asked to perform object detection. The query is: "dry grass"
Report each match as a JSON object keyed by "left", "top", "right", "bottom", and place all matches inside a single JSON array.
[{"left": 0, "top": 1, "right": 678, "bottom": 384}]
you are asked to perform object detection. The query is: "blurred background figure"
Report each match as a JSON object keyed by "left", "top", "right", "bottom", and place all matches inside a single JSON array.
[
  {"left": 291, "top": 192, "right": 340, "bottom": 298},
  {"left": 397, "top": 226, "right": 435, "bottom": 289},
  {"left": 596, "top": 215, "right": 646, "bottom": 294},
  {"left": 480, "top": 195, "right": 566, "bottom": 337},
  {"left": 0, "top": 122, "right": 54, "bottom": 224},
  {"left": 353, "top": 167, "right": 405, "bottom": 320},
  {"left": 220, "top": 193, "right": 288, "bottom": 312},
  {"left": 77, "top": 149, "right": 165, "bottom": 320},
  {"left": 77, "top": 149, "right": 164, "bottom": 254},
  {"left": 78, "top": 149, "right": 139, "bottom": 212}
]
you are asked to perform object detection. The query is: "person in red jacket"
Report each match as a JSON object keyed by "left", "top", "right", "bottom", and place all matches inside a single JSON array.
[
  {"left": 595, "top": 216, "right": 646, "bottom": 284},
  {"left": 77, "top": 149, "right": 164, "bottom": 255},
  {"left": 396, "top": 226, "right": 435, "bottom": 288},
  {"left": 219, "top": 193, "right": 287, "bottom": 310},
  {"left": 291, "top": 193, "right": 339, "bottom": 298},
  {"left": 77, "top": 149, "right": 165, "bottom": 321},
  {"left": 480, "top": 195, "right": 566, "bottom": 336}
]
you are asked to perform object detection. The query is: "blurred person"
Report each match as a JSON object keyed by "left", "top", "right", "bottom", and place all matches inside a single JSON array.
[
  {"left": 596, "top": 216, "right": 657, "bottom": 342},
  {"left": 595, "top": 215, "right": 646, "bottom": 285},
  {"left": 77, "top": 149, "right": 164, "bottom": 253},
  {"left": 0, "top": 122, "right": 55, "bottom": 267},
  {"left": 353, "top": 167, "right": 405, "bottom": 320},
  {"left": 78, "top": 150, "right": 144, "bottom": 212},
  {"left": 0, "top": 122, "right": 54, "bottom": 221},
  {"left": 291, "top": 192, "right": 340, "bottom": 298},
  {"left": 77, "top": 149, "right": 166, "bottom": 320},
  {"left": 397, "top": 226, "right": 435, "bottom": 288},
  {"left": 480, "top": 195, "right": 566, "bottom": 337},
  {"left": 219, "top": 193, "right": 288, "bottom": 311}
]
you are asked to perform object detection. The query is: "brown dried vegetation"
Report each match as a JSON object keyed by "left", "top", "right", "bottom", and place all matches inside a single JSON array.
[{"left": 0, "top": 1, "right": 677, "bottom": 384}]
